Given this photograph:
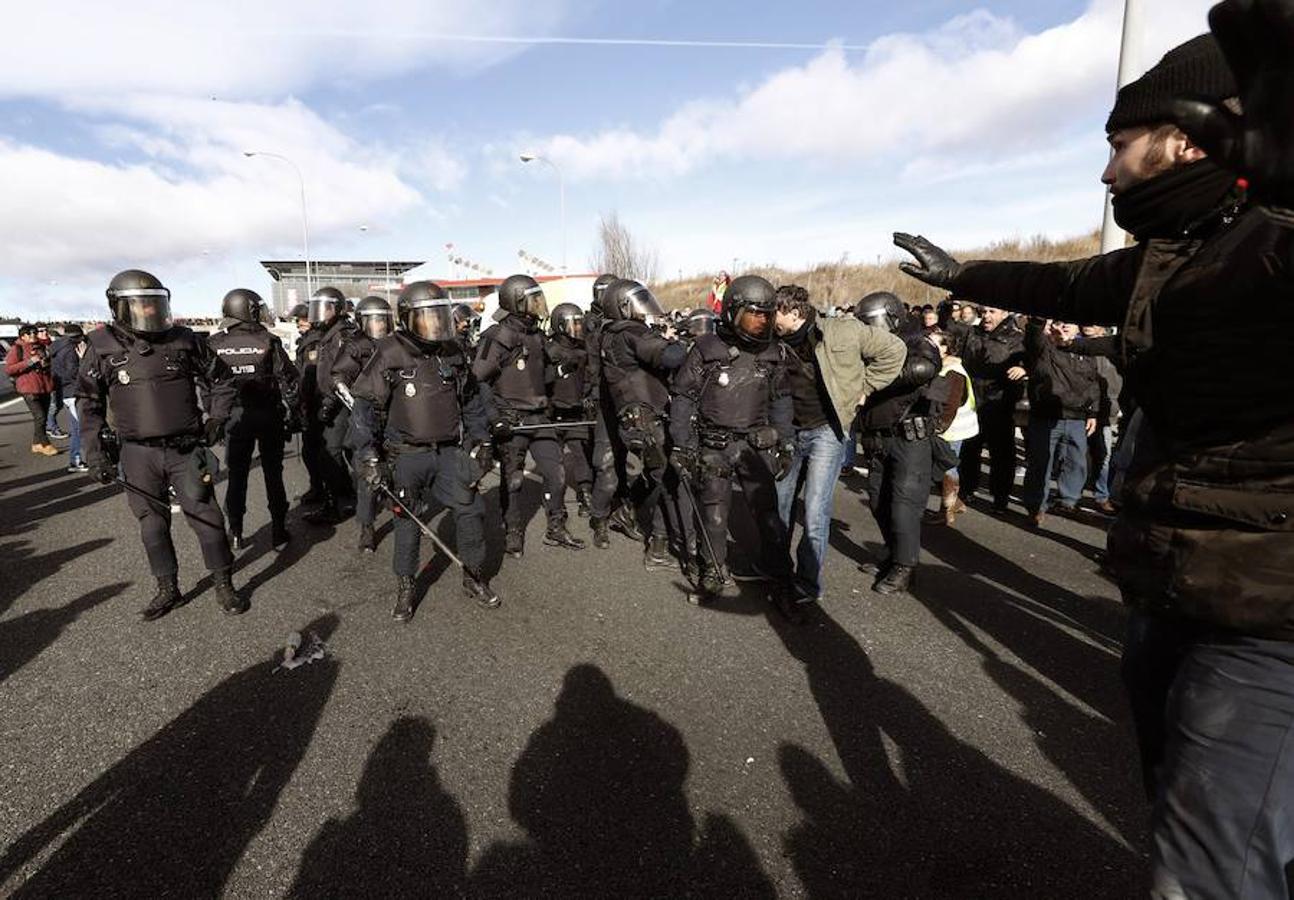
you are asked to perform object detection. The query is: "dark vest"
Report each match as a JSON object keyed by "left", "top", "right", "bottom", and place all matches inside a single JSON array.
[
  {"left": 690, "top": 334, "right": 782, "bottom": 431},
  {"left": 90, "top": 326, "right": 204, "bottom": 440},
  {"left": 548, "top": 335, "right": 587, "bottom": 410},
  {"left": 207, "top": 322, "right": 279, "bottom": 407},
  {"left": 386, "top": 336, "right": 467, "bottom": 446},
  {"left": 481, "top": 319, "right": 547, "bottom": 409},
  {"left": 601, "top": 321, "right": 670, "bottom": 414}
]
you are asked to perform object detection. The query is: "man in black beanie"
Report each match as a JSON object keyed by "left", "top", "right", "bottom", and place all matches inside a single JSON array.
[{"left": 894, "top": 2, "right": 1294, "bottom": 896}]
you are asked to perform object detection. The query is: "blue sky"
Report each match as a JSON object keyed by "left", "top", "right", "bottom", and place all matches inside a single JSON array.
[{"left": 0, "top": 0, "right": 1214, "bottom": 319}]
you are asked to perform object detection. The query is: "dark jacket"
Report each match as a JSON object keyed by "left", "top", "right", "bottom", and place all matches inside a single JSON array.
[
  {"left": 951, "top": 203, "right": 1294, "bottom": 638},
  {"left": 1022, "top": 319, "right": 1098, "bottom": 421},
  {"left": 51, "top": 336, "right": 85, "bottom": 401},
  {"left": 960, "top": 320, "right": 1025, "bottom": 406}
]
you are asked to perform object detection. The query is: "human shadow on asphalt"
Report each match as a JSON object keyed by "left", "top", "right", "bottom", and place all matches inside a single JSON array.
[
  {"left": 0, "top": 537, "right": 113, "bottom": 619},
  {"left": 0, "top": 466, "right": 69, "bottom": 496},
  {"left": 907, "top": 565, "right": 1144, "bottom": 846},
  {"left": 0, "top": 613, "right": 342, "bottom": 899},
  {"left": 764, "top": 605, "right": 1142, "bottom": 898},
  {"left": 0, "top": 477, "right": 123, "bottom": 535},
  {"left": 471, "top": 664, "right": 774, "bottom": 899},
  {"left": 0, "top": 581, "right": 127, "bottom": 685},
  {"left": 288, "top": 716, "right": 468, "bottom": 898}
]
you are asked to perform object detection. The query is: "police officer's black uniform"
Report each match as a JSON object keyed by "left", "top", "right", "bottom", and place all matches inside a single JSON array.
[
  {"left": 474, "top": 274, "right": 583, "bottom": 556},
  {"left": 331, "top": 295, "right": 393, "bottom": 553},
  {"left": 294, "top": 312, "right": 326, "bottom": 504},
  {"left": 206, "top": 288, "right": 300, "bottom": 551},
  {"left": 584, "top": 274, "right": 633, "bottom": 547},
  {"left": 854, "top": 292, "right": 943, "bottom": 594},
  {"left": 78, "top": 269, "right": 247, "bottom": 618},
  {"left": 307, "top": 287, "right": 359, "bottom": 522},
  {"left": 546, "top": 303, "right": 595, "bottom": 517},
  {"left": 350, "top": 282, "right": 500, "bottom": 622},
  {"left": 596, "top": 279, "right": 687, "bottom": 568},
  {"left": 669, "top": 275, "right": 799, "bottom": 616}
]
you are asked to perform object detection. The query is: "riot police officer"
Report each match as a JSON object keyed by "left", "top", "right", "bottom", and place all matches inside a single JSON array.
[
  {"left": 453, "top": 303, "right": 481, "bottom": 351},
  {"left": 547, "top": 302, "right": 595, "bottom": 517},
  {"left": 77, "top": 269, "right": 246, "bottom": 618},
  {"left": 331, "top": 295, "right": 394, "bottom": 553},
  {"left": 473, "top": 274, "right": 583, "bottom": 556},
  {"left": 584, "top": 273, "right": 633, "bottom": 548},
  {"left": 350, "top": 281, "right": 500, "bottom": 621},
  {"left": 668, "top": 275, "right": 799, "bottom": 616},
  {"left": 597, "top": 278, "right": 687, "bottom": 568},
  {"left": 307, "top": 286, "right": 359, "bottom": 523},
  {"left": 679, "top": 307, "right": 719, "bottom": 346},
  {"left": 854, "top": 291, "right": 944, "bottom": 594},
  {"left": 206, "top": 288, "right": 300, "bottom": 551},
  {"left": 294, "top": 301, "right": 327, "bottom": 505}
]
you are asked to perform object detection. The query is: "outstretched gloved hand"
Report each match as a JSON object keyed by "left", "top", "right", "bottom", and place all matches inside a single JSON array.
[
  {"left": 203, "top": 418, "right": 227, "bottom": 446},
  {"left": 91, "top": 459, "right": 117, "bottom": 485},
  {"left": 1170, "top": 0, "right": 1294, "bottom": 208},
  {"left": 892, "top": 233, "right": 963, "bottom": 289}
]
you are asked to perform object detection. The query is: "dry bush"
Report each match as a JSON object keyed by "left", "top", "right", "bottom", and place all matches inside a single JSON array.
[{"left": 651, "top": 230, "right": 1102, "bottom": 311}]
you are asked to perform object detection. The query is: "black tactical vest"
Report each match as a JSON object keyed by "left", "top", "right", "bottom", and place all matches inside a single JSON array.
[
  {"left": 90, "top": 326, "right": 204, "bottom": 440},
  {"left": 386, "top": 337, "right": 466, "bottom": 445},
  {"left": 548, "top": 336, "right": 587, "bottom": 409},
  {"left": 601, "top": 321, "right": 670, "bottom": 414},
  {"left": 691, "top": 334, "right": 781, "bottom": 431},
  {"left": 207, "top": 323, "right": 277, "bottom": 407},
  {"left": 483, "top": 320, "right": 547, "bottom": 408}
]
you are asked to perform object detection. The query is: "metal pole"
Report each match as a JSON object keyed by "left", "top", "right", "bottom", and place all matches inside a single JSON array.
[
  {"left": 246, "top": 151, "right": 313, "bottom": 297},
  {"left": 1100, "top": 0, "right": 1144, "bottom": 254}
]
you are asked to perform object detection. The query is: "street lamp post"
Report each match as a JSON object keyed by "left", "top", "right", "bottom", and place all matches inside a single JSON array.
[
  {"left": 1099, "top": 0, "right": 1144, "bottom": 253},
  {"left": 520, "top": 153, "right": 566, "bottom": 285},
  {"left": 244, "top": 150, "right": 313, "bottom": 301},
  {"left": 359, "top": 224, "right": 392, "bottom": 300}
]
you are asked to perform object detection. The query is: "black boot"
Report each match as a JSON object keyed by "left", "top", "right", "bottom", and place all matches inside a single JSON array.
[
  {"left": 873, "top": 563, "right": 916, "bottom": 595},
  {"left": 213, "top": 568, "right": 248, "bottom": 615},
  {"left": 859, "top": 555, "right": 891, "bottom": 577},
  {"left": 685, "top": 560, "right": 728, "bottom": 606},
  {"left": 140, "top": 575, "right": 181, "bottom": 621},
  {"left": 576, "top": 489, "right": 591, "bottom": 518},
  {"left": 643, "top": 533, "right": 674, "bottom": 571},
  {"left": 229, "top": 523, "right": 246, "bottom": 552},
  {"left": 271, "top": 519, "right": 290, "bottom": 550},
  {"left": 609, "top": 505, "right": 644, "bottom": 542},
  {"left": 358, "top": 524, "right": 376, "bottom": 554},
  {"left": 300, "top": 486, "right": 325, "bottom": 506},
  {"left": 771, "top": 583, "right": 806, "bottom": 624},
  {"left": 304, "top": 501, "right": 342, "bottom": 524},
  {"left": 590, "top": 517, "right": 611, "bottom": 549},
  {"left": 544, "top": 517, "right": 586, "bottom": 550},
  {"left": 463, "top": 568, "right": 501, "bottom": 609},
  {"left": 393, "top": 576, "right": 416, "bottom": 622},
  {"left": 505, "top": 529, "right": 525, "bottom": 559}
]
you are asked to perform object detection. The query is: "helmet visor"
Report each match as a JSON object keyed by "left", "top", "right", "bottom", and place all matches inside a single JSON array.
[
  {"left": 624, "top": 285, "right": 666, "bottom": 325},
  {"left": 308, "top": 296, "right": 339, "bottom": 323},
  {"left": 361, "top": 312, "right": 392, "bottom": 340},
  {"left": 406, "top": 304, "right": 454, "bottom": 342},
  {"left": 735, "top": 306, "right": 773, "bottom": 342},
  {"left": 688, "top": 314, "right": 716, "bottom": 336},
  {"left": 522, "top": 284, "right": 548, "bottom": 318},
  {"left": 116, "top": 288, "right": 172, "bottom": 333}
]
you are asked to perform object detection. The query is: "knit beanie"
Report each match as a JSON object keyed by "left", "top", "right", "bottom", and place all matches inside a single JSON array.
[{"left": 1105, "top": 33, "right": 1237, "bottom": 134}]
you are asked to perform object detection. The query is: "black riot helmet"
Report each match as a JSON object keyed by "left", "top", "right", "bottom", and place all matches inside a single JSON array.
[
  {"left": 684, "top": 307, "right": 718, "bottom": 338},
  {"left": 549, "top": 302, "right": 584, "bottom": 339},
  {"left": 356, "top": 295, "right": 394, "bottom": 340},
  {"left": 854, "top": 291, "right": 907, "bottom": 334},
  {"left": 589, "top": 273, "right": 617, "bottom": 317},
  {"left": 289, "top": 302, "right": 309, "bottom": 321},
  {"left": 397, "top": 280, "right": 454, "bottom": 343},
  {"left": 603, "top": 279, "right": 666, "bottom": 326},
  {"left": 221, "top": 288, "right": 265, "bottom": 324},
  {"left": 308, "top": 286, "right": 345, "bottom": 324},
  {"left": 452, "top": 302, "right": 480, "bottom": 338},
  {"left": 106, "top": 269, "right": 173, "bottom": 335},
  {"left": 721, "top": 275, "right": 777, "bottom": 346},
  {"left": 498, "top": 273, "right": 549, "bottom": 324}
]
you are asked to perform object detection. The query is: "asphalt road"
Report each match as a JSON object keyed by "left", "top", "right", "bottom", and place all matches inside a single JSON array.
[{"left": 0, "top": 398, "right": 1147, "bottom": 898}]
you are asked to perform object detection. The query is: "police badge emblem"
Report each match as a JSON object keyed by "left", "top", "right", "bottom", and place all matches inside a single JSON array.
[
  {"left": 717, "top": 372, "right": 730, "bottom": 387},
  {"left": 117, "top": 369, "right": 131, "bottom": 385},
  {"left": 308, "top": 350, "right": 318, "bottom": 362},
  {"left": 516, "top": 358, "right": 526, "bottom": 371},
  {"left": 405, "top": 383, "right": 417, "bottom": 398}
]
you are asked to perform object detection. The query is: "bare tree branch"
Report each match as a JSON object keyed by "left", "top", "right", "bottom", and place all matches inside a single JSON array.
[{"left": 589, "top": 212, "right": 659, "bottom": 284}]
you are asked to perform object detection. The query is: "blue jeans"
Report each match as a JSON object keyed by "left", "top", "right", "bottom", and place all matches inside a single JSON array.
[
  {"left": 1023, "top": 417, "right": 1087, "bottom": 513},
  {"left": 1122, "top": 612, "right": 1294, "bottom": 899},
  {"left": 776, "top": 424, "right": 847, "bottom": 599},
  {"left": 63, "top": 398, "right": 81, "bottom": 463},
  {"left": 1090, "top": 424, "right": 1114, "bottom": 502}
]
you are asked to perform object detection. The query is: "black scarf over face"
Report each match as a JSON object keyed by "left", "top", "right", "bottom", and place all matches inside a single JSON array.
[{"left": 1111, "top": 158, "right": 1239, "bottom": 241}]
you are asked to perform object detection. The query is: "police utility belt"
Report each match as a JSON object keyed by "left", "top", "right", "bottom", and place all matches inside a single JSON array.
[
  {"left": 129, "top": 433, "right": 205, "bottom": 451},
  {"left": 697, "top": 424, "right": 779, "bottom": 451},
  {"left": 866, "top": 416, "right": 932, "bottom": 442},
  {"left": 385, "top": 437, "right": 460, "bottom": 455}
]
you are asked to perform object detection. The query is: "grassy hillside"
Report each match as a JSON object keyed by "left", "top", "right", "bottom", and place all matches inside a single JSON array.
[{"left": 651, "top": 230, "right": 1102, "bottom": 311}]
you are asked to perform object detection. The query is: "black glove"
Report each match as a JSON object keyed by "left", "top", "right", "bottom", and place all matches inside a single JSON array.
[
  {"left": 670, "top": 446, "right": 698, "bottom": 481},
  {"left": 582, "top": 397, "right": 599, "bottom": 422},
  {"left": 490, "top": 420, "right": 513, "bottom": 441},
  {"left": 90, "top": 459, "right": 117, "bottom": 485},
  {"left": 318, "top": 396, "right": 340, "bottom": 425},
  {"left": 355, "top": 451, "right": 389, "bottom": 491},
  {"left": 284, "top": 412, "right": 303, "bottom": 435},
  {"left": 774, "top": 440, "right": 796, "bottom": 482},
  {"left": 892, "top": 232, "right": 963, "bottom": 289},
  {"left": 468, "top": 442, "right": 494, "bottom": 485},
  {"left": 203, "top": 418, "right": 227, "bottom": 446}
]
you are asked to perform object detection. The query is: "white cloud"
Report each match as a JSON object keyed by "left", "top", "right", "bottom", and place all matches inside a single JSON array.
[
  {"left": 0, "top": 1, "right": 574, "bottom": 101},
  {"left": 527, "top": 0, "right": 1216, "bottom": 181}
]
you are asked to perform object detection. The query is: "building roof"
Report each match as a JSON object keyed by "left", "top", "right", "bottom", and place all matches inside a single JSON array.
[
  {"left": 434, "top": 273, "right": 598, "bottom": 288},
  {"left": 260, "top": 260, "right": 424, "bottom": 279}
]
